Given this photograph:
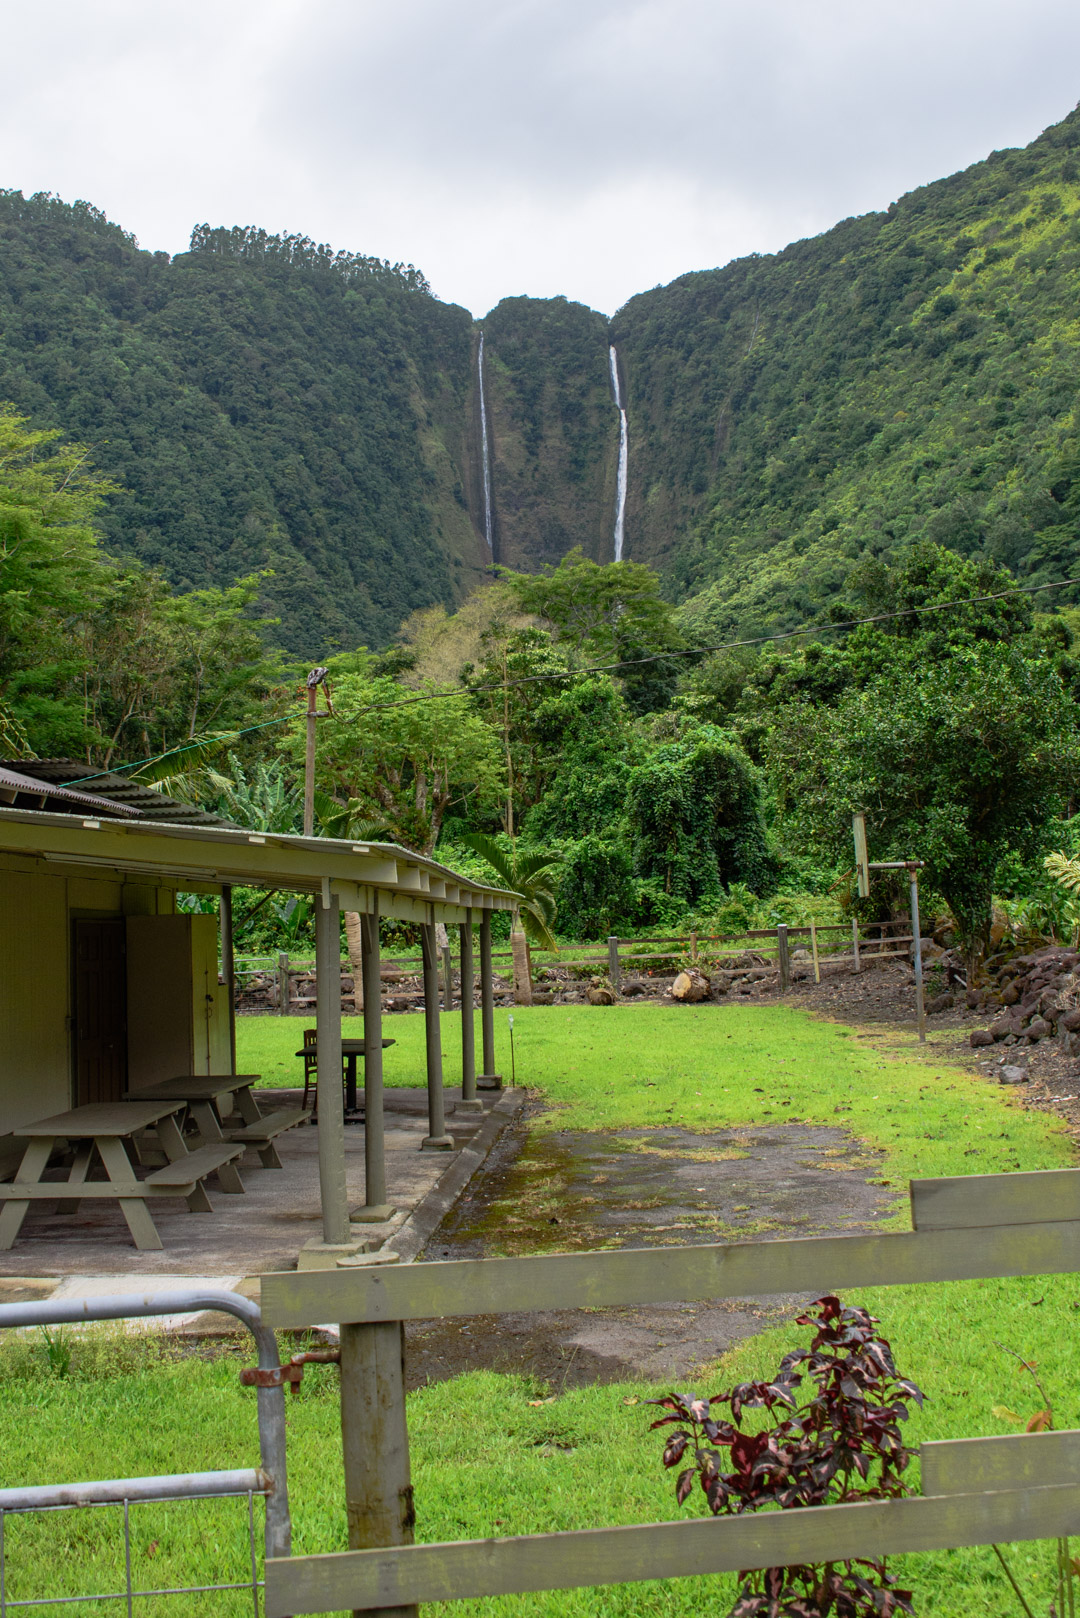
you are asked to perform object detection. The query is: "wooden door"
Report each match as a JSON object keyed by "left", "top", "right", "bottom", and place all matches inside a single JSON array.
[{"left": 74, "top": 919, "right": 128, "bottom": 1105}]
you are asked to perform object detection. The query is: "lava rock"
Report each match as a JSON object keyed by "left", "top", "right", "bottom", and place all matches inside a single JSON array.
[
  {"left": 620, "top": 978, "right": 647, "bottom": 997},
  {"left": 1061, "top": 1008, "right": 1080, "bottom": 1033},
  {"left": 1026, "top": 1017, "right": 1051, "bottom": 1042},
  {"left": 1001, "top": 982, "right": 1021, "bottom": 1006},
  {"left": 925, "top": 992, "right": 954, "bottom": 1015},
  {"left": 970, "top": 1029, "right": 995, "bottom": 1047},
  {"left": 989, "top": 1016, "right": 1014, "bottom": 1041},
  {"left": 999, "top": 1065, "right": 1030, "bottom": 1084}
]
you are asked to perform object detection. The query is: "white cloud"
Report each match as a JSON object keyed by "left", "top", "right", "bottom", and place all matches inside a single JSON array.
[{"left": 1, "top": 0, "right": 1077, "bottom": 315}]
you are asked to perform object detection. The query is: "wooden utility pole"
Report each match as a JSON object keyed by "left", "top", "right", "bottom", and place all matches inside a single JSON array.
[{"left": 302, "top": 667, "right": 334, "bottom": 838}]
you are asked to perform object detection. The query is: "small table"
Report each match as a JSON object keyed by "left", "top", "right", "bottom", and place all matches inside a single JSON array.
[
  {"left": 295, "top": 1039, "right": 396, "bottom": 1122},
  {"left": 0, "top": 1101, "right": 243, "bottom": 1252}
]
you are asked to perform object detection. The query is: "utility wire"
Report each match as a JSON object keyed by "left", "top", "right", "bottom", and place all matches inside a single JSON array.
[{"left": 64, "top": 571, "right": 1080, "bottom": 787}]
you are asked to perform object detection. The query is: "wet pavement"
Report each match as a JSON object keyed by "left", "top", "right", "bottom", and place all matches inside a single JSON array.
[{"left": 408, "top": 1118, "right": 892, "bottom": 1390}]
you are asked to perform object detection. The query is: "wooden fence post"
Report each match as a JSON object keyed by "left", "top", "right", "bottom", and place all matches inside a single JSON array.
[
  {"left": 338, "top": 1319, "right": 418, "bottom": 1618},
  {"left": 777, "top": 925, "right": 790, "bottom": 992},
  {"left": 608, "top": 935, "right": 621, "bottom": 992},
  {"left": 277, "top": 952, "right": 289, "bottom": 1016},
  {"left": 689, "top": 930, "right": 697, "bottom": 962},
  {"left": 810, "top": 921, "right": 821, "bottom": 984},
  {"left": 852, "top": 917, "right": 861, "bottom": 974}
]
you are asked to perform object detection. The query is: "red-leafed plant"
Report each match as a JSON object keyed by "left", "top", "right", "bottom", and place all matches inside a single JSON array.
[{"left": 648, "top": 1295, "right": 924, "bottom": 1617}]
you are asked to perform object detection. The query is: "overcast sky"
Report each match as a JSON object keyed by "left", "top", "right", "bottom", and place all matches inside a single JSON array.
[{"left": 3, "top": 1, "right": 1079, "bottom": 317}]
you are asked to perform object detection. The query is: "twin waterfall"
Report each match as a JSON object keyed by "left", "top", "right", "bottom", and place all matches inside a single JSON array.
[
  {"left": 477, "top": 332, "right": 494, "bottom": 553},
  {"left": 477, "top": 331, "right": 627, "bottom": 563},
  {"left": 609, "top": 344, "right": 628, "bottom": 562}
]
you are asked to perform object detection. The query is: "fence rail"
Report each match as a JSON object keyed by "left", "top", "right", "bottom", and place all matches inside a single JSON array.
[
  {"left": 234, "top": 918, "right": 919, "bottom": 999},
  {"left": 261, "top": 1166, "right": 1080, "bottom": 1616}
]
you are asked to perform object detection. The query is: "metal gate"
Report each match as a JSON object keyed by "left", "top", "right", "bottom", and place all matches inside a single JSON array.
[{"left": 0, "top": 1288, "right": 290, "bottom": 1613}]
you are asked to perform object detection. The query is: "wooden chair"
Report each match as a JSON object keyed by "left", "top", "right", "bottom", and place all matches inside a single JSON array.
[
  {"left": 301, "top": 1028, "right": 318, "bottom": 1110},
  {"left": 301, "top": 1028, "right": 349, "bottom": 1116}
]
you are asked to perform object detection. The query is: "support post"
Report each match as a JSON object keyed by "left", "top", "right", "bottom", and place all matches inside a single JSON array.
[
  {"left": 458, "top": 911, "right": 482, "bottom": 1114},
  {"left": 777, "top": 924, "right": 790, "bottom": 992},
  {"left": 356, "top": 899, "right": 393, "bottom": 1221},
  {"left": 607, "top": 935, "right": 621, "bottom": 993},
  {"left": 338, "top": 1319, "right": 417, "bottom": 1618},
  {"left": 420, "top": 923, "right": 453, "bottom": 1150},
  {"left": 298, "top": 891, "right": 364, "bottom": 1267},
  {"left": 277, "top": 951, "right": 289, "bottom": 1016},
  {"left": 810, "top": 920, "right": 821, "bottom": 985},
  {"left": 441, "top": 942, "right": 453, "bottom": 1011},
  {"left": 909, "top": 865, "right": 926, "bottom": 1044},
  {"left": 220, "top": 885, "right": 237, "bottom": 1074},
  {"left": 689, "top": 930, "right": 697, "bottom": 963},
  {"left": 477, "top": 911, "right": 502, "bottom": 1090},
  {"left": 852, "top": 917, "right": 861, "bottom": 974}
]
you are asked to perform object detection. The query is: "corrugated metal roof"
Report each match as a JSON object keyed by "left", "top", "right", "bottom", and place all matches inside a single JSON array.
[
  {"left": 0, "top": 761, "right": 232, "bottom": 826},
  {"left": 0, "top": 766, "right": 140, "bottom": 817}
]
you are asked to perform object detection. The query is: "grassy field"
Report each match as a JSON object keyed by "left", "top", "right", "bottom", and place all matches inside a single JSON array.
[{"left": 1, "top": 1003, "right": 1076, "bottom": 1615}]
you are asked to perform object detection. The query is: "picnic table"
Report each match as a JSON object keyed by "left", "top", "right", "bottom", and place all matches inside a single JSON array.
[
  {"left": 135, "top": 1075, "right": 306, "bottom": 1170},
  {"left": 0, "top": 1101, "right": 247, "bottom": 1252},
  {"left": 295, "top": 1039, "right": 396, "bottom": 1123}
]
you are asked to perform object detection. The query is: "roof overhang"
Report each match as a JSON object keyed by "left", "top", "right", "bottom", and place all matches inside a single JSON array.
[{"left": 0, "top": 808, "right": 517, "bottom": 923}]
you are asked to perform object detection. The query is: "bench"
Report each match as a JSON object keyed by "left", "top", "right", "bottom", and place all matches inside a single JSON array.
[
  {"left": 145, "top": 1142, "right": 247, "bottom": 1207},
  {"left": 226, "top": 1108, "right": 307, "bottom": 1169}
]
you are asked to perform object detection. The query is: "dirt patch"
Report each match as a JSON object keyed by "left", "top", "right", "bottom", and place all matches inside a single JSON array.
[{"left": 408, "top": 1116, "right": 890, "bottom": 1391}]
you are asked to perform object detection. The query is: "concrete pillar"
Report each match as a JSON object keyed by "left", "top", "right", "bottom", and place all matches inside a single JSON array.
[
  {"left": 457, "top": 910, "right": 482, "bottom": 1114},
  {"left": 420, "top": 923, "right": 453, "bottom": 1150},
  {"left": 315, "top": 892, "right": 347, "bottom": 1244},
  {"left": 356, "top": 898, "right": 394, "bottom": 1220},
  {"left": 477, "top": 910, "right": 501, "bottom": 1090}
]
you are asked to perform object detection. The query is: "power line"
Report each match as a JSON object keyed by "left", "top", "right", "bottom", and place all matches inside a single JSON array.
[{"left": 65, "top": 571, "right": 1080, "bottom": 786}]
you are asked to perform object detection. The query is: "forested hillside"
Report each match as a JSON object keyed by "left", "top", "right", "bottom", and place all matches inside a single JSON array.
[
  {"left": 0, "top": 201, "right": 489, "bottom": 652},
  {"left": 618, "top": 105, "right": 1080, "bottom": 637},
  {"left": 3, "top": 103, "right": 1080, "bottom": 650}
]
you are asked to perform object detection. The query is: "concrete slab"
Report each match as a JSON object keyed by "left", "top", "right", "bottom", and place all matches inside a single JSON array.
[{"left": 0, "top": 1088, "right": 523, "bottom": 1286}]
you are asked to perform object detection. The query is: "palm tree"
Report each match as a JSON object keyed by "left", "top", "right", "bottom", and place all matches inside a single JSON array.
[{"left": 459, "top": 833, "right": 563, "bottom": 1004}]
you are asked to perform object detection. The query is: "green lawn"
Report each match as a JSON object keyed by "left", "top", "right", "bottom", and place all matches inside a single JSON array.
[{"left": 1, "top": 1004, "right": 1075, "bottom": 1615}]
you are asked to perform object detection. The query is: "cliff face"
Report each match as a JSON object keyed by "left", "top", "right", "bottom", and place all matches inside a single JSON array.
[
  {"left": 477, "top": 296, "right": 618, "bottom": 569},
  {"left": 5, "top": 100, "right": 1080, "bottom": 652}
]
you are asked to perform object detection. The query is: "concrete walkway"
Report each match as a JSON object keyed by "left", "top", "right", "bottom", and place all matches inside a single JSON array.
[{"left": 0, "top": 1088, "right": 524, "bottom": 1308}]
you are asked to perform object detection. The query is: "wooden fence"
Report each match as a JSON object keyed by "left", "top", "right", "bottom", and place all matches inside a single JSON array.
[
  {"left": 261, "top": 1166, "right": 1080, "bottom": 1616},
  {"left": 235, "top": 918, "right": 917, "bottom": 1005}
]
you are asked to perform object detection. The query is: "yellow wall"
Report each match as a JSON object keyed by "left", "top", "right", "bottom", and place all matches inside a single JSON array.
[
  {"left": 0, "top": 862, "right": 71, "bottom": 1132},
  {"left": 0, "top": 854, "right": 226, "bottom": 1135}
]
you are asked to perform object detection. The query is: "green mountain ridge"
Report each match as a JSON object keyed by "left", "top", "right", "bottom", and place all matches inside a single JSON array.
[{"left": 3, "top": 103, "right": 1080, "bottom": 652}]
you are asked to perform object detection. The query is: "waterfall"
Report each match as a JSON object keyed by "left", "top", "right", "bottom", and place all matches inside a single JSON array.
[
  {"left": 478, "top": 332, "right": 494, "bottom": 553},
  {"left": 609, "top": 344, "right": 628, "bottom": 562}
]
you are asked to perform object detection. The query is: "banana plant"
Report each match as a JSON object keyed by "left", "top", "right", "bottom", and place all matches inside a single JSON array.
[{"left": 458, "top": 831, "right": 561, "bottom": 951}]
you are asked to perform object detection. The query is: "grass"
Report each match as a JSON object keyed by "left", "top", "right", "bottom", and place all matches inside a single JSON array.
[
  {"left": 1, "top": 1003, "right": 1076, "bottom": 1615},
  {"left": 239, "top": 1003, "right": 1070, "bottom": 1212}
]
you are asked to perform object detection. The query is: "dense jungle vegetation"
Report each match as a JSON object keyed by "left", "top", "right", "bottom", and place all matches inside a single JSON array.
[
  {"left": 3, "top": 383, "right": 1078, "bottom": 963},
  {"left": 5, "top": 103, "right": 1080, "bottom": 659}
]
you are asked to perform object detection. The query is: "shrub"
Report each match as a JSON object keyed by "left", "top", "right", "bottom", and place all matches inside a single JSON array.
[{"left": 649, "top": 1296, "right": 922, "bottom": 1617}]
